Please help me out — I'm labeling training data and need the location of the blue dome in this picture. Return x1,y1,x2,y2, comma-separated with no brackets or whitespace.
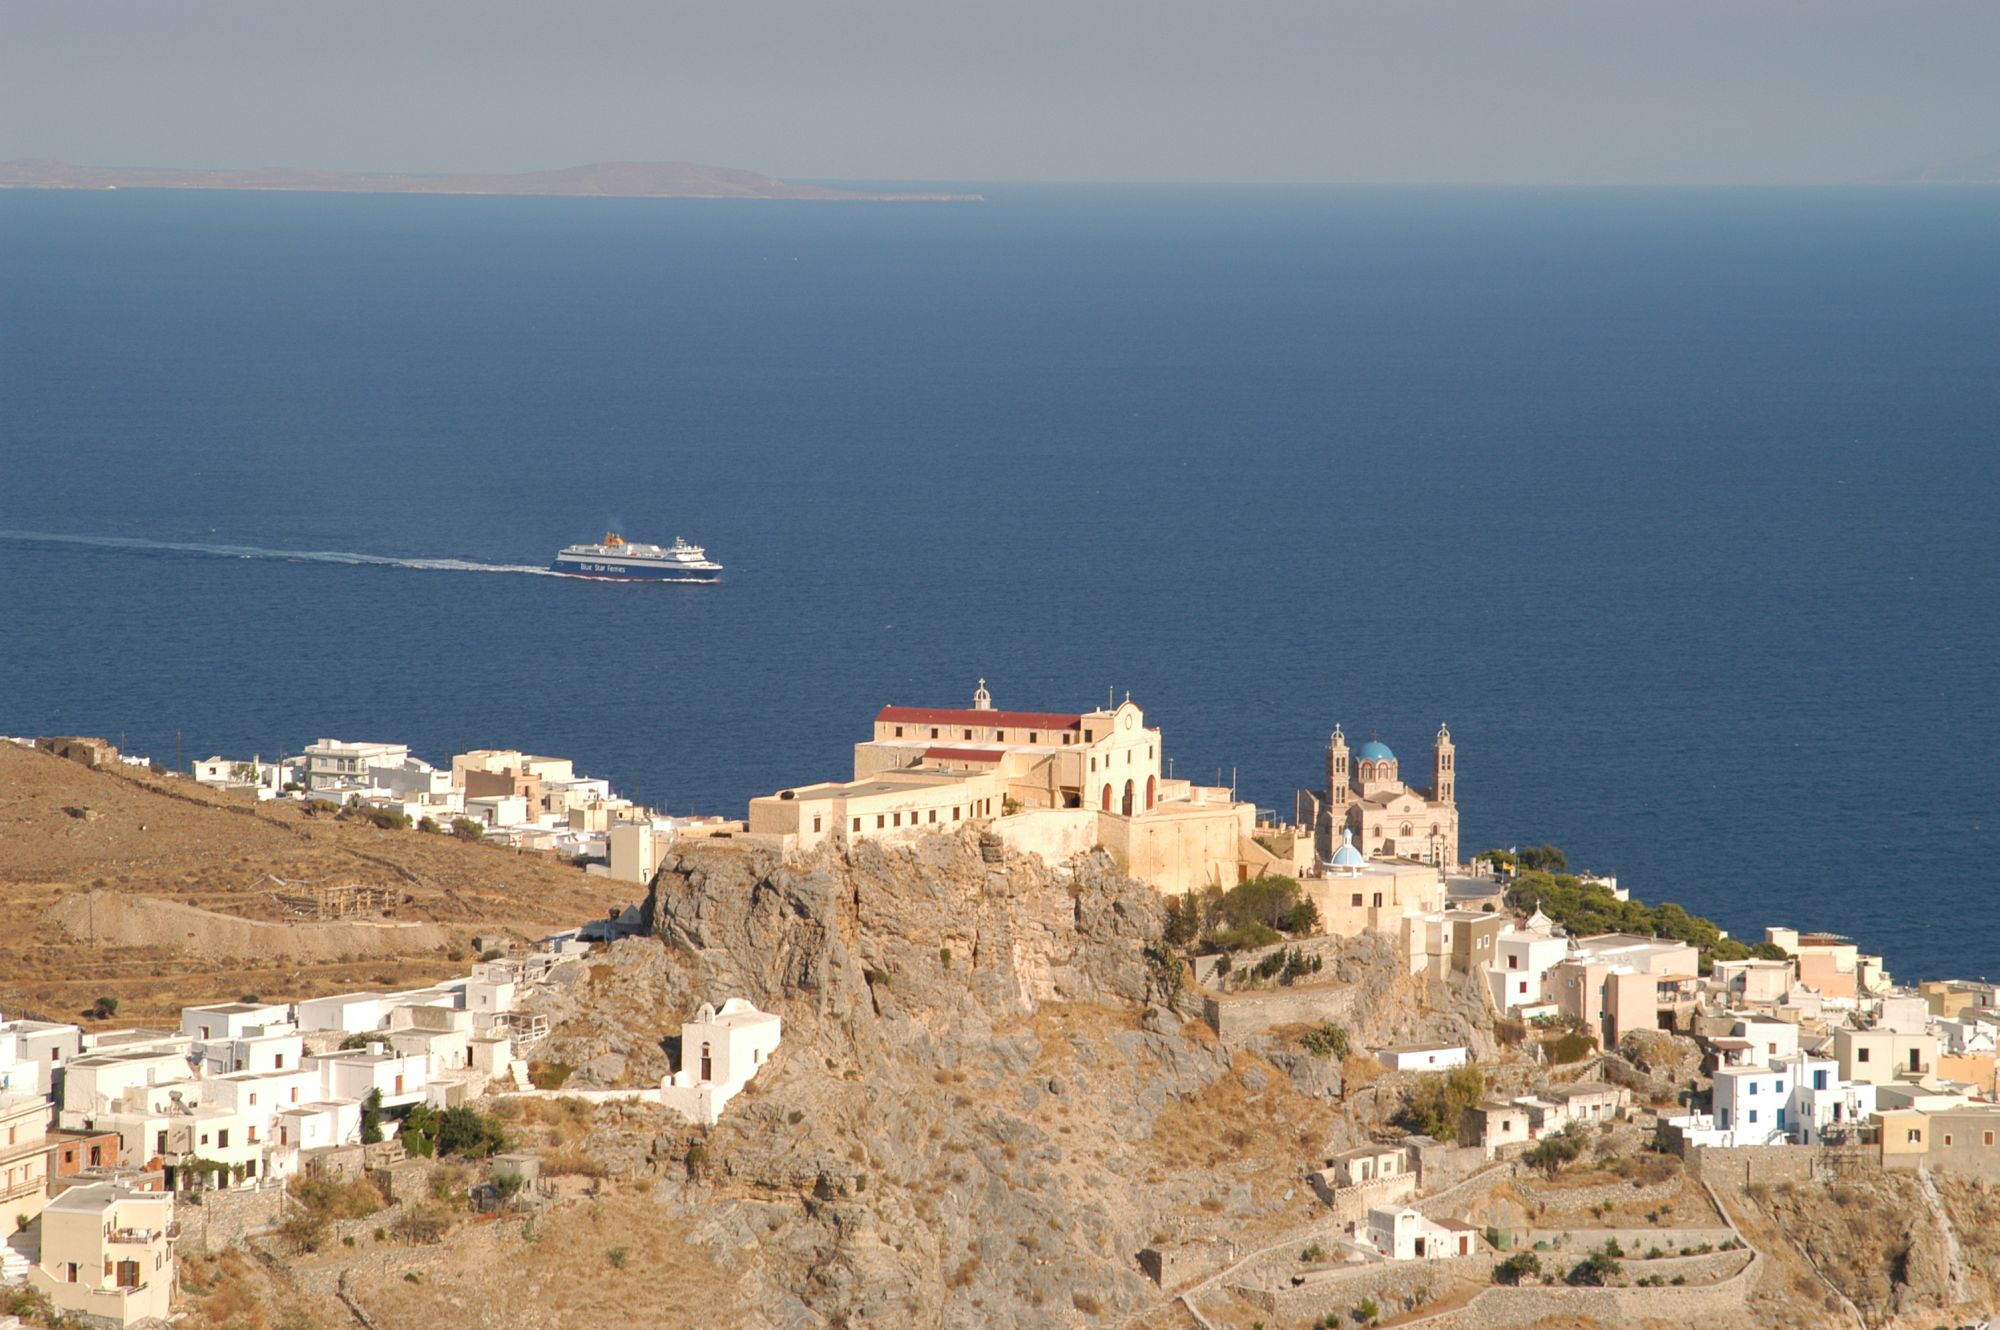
1356,740,1396,763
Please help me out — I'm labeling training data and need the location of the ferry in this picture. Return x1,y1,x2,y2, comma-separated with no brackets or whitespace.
552,533,722,582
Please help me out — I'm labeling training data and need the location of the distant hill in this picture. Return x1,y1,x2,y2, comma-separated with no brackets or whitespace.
0,158,981,201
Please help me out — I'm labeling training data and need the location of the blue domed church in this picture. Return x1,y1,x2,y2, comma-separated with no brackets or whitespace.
1308,725,1459,868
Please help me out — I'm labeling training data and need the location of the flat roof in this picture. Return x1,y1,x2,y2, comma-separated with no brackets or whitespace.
1378,1043,1464,1054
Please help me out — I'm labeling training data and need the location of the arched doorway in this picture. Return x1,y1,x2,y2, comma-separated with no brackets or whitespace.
1101,784,1112,811
1121,780,1134,816
1146,775,1156,810
700,1042,712,1081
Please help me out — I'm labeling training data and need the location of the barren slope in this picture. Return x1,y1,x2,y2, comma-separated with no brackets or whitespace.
0,742,637,1024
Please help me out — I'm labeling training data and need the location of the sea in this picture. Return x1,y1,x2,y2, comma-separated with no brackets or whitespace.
2,184,1996,982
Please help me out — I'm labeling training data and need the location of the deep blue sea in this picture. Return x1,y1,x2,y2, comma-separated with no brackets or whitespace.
3,185,1996,980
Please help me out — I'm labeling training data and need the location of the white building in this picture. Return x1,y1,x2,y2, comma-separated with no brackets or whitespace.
1376,1044,1468,1073
295,992,390,1035
302,739,411,793
60,1047,197,1123
1,1017,84,1099
1712,1065,1791,1143
1359,1206,1480,1260
659,999,782,1127
1779,1052,1876,1145
1489,914,1569,1010
304,1046,429,1109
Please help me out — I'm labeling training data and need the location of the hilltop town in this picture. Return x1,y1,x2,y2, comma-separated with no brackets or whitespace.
2,685,1996,1330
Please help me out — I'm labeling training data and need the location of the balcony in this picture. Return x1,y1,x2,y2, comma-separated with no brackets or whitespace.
108,1227,163,1245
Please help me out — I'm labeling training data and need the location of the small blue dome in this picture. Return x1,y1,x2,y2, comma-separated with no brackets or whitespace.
1329,827,1367,869
1356,740,1396,763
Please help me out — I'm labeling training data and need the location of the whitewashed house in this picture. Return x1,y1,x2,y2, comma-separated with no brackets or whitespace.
1359,1206,1480,1260
305,1045,429,1109
1779,1052,1876,1144
1489,914,1569,1010
295,992,390,1035
660,999,782,1127
1712,1065,1791,1143
0,1018,82,1099
1376,1044,1469,1073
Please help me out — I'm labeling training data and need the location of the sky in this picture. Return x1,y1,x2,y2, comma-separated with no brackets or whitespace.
2,0,1996,185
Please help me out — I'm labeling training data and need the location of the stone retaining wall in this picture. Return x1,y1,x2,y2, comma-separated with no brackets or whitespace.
289,1242,446,1299
1512,1173,1685,1214
1237,1254,1489,1323
172,1185,286,1256
1685,1143,1818,1187
1204,984,1357,1041
1508,1226,1736,1254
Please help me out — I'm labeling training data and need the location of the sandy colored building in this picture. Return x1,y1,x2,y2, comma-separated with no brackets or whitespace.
1308,832,1447,943
1550,934,1700,1050
1298,724,1459,867
1834,1025,1940,1086
750,682,1267,894
1764,928,1892,1000
1,1093,53,1224
28,1181,176,1325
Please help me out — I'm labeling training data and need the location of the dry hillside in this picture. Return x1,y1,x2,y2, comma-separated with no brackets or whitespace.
0,742,636,1025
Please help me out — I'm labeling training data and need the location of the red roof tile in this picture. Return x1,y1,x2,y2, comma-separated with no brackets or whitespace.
878,706,1081,731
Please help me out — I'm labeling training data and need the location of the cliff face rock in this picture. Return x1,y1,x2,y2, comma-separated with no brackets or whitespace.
519,835,1501,1328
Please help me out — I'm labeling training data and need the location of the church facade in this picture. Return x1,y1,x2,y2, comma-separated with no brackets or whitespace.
1298,724,1459,868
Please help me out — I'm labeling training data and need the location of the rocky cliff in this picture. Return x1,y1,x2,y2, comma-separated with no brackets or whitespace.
522,833,1439,1327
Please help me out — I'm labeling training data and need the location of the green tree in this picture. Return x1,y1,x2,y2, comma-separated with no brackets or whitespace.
1397,1065,1485,1141
360,1088,384,1145
433,1106,507,1159
450,817,485,839
1567,1248,1622,1286
1493,1251,1541,1284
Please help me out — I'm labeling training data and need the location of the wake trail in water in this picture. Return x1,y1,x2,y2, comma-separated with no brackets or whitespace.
0,530,569,577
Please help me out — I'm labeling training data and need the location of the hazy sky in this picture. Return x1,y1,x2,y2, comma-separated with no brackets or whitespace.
3,0,1996,184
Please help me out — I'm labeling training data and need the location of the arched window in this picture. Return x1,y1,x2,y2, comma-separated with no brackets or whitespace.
699,1042,713,1081
1146,775,1156,810
1122,780,1135,816
1401,822,1413,837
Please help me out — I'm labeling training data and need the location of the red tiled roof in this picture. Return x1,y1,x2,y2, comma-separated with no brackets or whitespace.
878,706,1081,730
924,747,1006,764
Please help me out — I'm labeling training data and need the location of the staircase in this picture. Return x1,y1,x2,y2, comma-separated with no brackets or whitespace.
0,1225,37,1285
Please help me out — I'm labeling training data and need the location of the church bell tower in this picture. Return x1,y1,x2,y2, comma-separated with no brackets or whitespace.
1327,724,1350,813
1433,723,1455,805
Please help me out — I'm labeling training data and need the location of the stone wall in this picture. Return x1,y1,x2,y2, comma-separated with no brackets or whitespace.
289,1244,446,1299
1238,1254,1489,1323
1196,934,1355,992
1508,1226,1738,1254
1314,1172,1417,1224
1511,1173,1685,1214
172,1184,286,1255
1204,983,1357,1040
1685,1144,1817,1187
1138,1237,1240,1289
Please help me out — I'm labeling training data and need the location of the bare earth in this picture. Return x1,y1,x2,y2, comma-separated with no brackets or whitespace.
0,158,981,201
0,742,638,1026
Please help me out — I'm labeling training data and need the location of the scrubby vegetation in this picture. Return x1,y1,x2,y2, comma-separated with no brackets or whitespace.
1394,1065,1484,1141
1300,1022,1349,1059
1502,866,1788,970
1164,875,1321,953
399,1103,509,1159
1493,1250,1542,1284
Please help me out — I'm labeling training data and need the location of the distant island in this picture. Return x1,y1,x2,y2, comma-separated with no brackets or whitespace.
0,158,982,202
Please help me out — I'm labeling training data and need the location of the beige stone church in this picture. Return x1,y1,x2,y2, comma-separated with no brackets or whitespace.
1296,724,1459,868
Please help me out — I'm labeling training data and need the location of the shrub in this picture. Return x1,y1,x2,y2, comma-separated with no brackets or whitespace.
608,1245,628,1269
360,1088,384,1144
939,947,952,969
1567,1249,1622,1286
1072,1291,1103,1315
1396,1065,1485,1141
363,807,410,831
88,995,119,1020
417,816,440,833
1352,1296,1380,1325
279,1207,330,1253
434,1105,508,1159
1524,1122,1588,1176
450,817,484,839
528,1061,573,1090
1494,1251,1541,1285
1301,1241,1325,1262
392,1206,448,1244
1301,1023,1349,1059
787,1109,805,1125
1551,1031,1596,1064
